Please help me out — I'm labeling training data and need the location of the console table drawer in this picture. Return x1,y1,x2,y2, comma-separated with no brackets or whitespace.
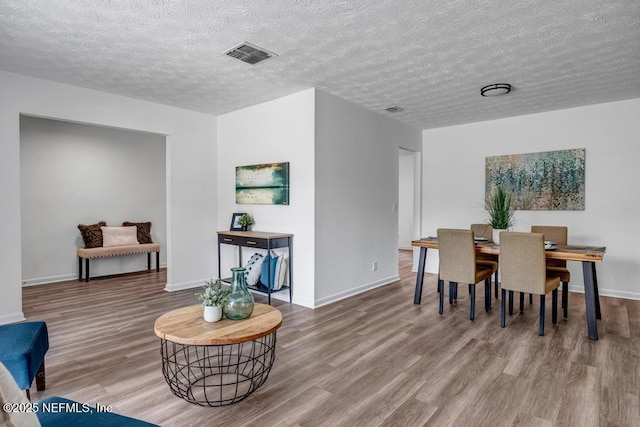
218,234,268,249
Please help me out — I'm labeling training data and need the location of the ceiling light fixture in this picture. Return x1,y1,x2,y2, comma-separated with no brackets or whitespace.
480,83,512,97
384,106,405,113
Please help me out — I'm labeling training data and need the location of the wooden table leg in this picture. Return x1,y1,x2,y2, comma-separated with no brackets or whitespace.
582,261,599,340
413,247,427,304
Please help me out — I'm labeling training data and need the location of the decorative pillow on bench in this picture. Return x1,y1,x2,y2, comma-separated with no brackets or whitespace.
101,226,140,247
78,221,107,248
122,221,153,244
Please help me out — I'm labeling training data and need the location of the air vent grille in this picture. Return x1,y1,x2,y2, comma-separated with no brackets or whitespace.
225,42,278,65
384,106,405,113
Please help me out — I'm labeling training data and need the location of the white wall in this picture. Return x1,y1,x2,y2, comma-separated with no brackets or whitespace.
398,150,415,249
314,90,422,306
422,98,640,300
217,89,316,308
20,116,167,284
0,70,217,324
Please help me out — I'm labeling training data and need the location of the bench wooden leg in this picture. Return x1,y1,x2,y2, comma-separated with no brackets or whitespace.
148,252,151,270
78,257,82,280
156,251,160,272
85,258,90,282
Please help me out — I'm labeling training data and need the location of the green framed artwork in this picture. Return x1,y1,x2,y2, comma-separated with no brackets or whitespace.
485,149,585,210
236,162,290,205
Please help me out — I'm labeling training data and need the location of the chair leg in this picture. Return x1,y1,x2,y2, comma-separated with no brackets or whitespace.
500,289,506,327
529,293,533,304
494,270,499,299
453,282,458,300
470,285,476,321
539,295,546,336
35,361,45,391
519,293,525,313
438,279,444,314
449,282,454,305
562,281,569,319
508,290,514,315
552,289,558,325
484,278,491,311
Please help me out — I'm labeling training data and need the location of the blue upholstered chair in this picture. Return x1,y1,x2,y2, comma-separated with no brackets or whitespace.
0,321,49,399
0,363,158,426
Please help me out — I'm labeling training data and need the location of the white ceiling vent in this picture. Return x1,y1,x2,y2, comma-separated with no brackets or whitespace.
384,106,405,113
224,42,278,65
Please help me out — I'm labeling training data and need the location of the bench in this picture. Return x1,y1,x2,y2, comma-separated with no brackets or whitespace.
77,243,160,282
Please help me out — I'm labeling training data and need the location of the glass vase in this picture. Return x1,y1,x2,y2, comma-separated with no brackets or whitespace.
223,267,254,320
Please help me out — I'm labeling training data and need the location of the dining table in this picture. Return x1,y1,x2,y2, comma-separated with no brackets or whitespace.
412,236,606,340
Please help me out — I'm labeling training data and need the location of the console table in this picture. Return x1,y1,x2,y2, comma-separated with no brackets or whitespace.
154,304,282,406
217,230,293,304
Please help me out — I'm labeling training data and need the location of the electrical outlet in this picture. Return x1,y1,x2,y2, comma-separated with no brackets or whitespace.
372,261,378,271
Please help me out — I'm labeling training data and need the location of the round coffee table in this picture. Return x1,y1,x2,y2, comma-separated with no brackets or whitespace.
154,303,282,406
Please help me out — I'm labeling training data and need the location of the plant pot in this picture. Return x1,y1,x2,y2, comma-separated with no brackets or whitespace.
492,229,507,245
203,305,223,322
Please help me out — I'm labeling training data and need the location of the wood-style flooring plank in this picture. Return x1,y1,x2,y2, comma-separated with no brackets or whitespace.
20,250,640,426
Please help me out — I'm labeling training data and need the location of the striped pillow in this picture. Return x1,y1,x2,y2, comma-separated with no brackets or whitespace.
260,250,288,290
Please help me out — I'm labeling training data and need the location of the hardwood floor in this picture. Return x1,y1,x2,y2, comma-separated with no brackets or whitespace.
22,251,640,426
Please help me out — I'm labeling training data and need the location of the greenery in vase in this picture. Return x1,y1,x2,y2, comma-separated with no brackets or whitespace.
238,213,253,227
485,186,516,229
195,278,230,307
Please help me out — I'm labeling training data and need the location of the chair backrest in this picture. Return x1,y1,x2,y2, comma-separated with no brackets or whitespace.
530,225,567,245
500,232,548,294
438,229,476,284
531,225,568,268
471,223,493,242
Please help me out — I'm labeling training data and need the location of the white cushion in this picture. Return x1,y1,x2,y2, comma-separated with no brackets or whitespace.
272,251,288,290
100,226,139,247
244,253,264,286
0,362,42,427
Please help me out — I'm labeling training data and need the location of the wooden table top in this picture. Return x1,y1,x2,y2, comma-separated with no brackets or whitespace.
412,237,606,263
154,303,283,346
217,230,294,239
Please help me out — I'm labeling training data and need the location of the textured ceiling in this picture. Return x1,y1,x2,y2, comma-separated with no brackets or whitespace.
1,0,639,130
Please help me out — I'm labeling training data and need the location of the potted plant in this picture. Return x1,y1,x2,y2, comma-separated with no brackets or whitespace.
195,278,230,322
237,213,253,231
485,185,516,244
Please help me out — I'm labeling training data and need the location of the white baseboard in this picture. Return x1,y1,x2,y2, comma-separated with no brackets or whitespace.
22,274,77,286
0,312,26,325
164,279,203,292
22,264,168,287
567,284,640,301
313,275,400,308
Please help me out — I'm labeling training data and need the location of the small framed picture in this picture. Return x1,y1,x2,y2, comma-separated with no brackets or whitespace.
230,212,246,231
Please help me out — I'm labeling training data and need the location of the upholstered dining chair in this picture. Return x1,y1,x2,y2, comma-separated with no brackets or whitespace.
471,223,500,298
437,229,493,320
531,225,570,318
499,232,561,336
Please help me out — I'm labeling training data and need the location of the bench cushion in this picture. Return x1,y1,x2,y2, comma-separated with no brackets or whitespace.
77,243,160,259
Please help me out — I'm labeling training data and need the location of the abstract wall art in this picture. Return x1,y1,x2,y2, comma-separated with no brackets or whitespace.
485,149,585,210
236,162,290,205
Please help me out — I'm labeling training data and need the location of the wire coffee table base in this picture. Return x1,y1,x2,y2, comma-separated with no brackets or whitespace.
160,332,277,406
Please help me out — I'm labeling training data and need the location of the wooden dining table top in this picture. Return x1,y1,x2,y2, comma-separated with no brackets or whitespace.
412,236,606,263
